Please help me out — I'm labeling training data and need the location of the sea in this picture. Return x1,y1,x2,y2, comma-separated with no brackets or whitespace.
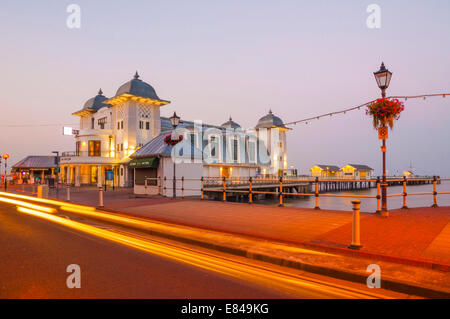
260,180,450,213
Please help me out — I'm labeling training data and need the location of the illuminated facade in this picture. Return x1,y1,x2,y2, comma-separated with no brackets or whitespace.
60,72,170,187
61,72,291,188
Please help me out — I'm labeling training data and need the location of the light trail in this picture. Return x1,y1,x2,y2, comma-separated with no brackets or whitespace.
0,192,95,211
59,205,336,257
15,205,391,299
0,196,56,213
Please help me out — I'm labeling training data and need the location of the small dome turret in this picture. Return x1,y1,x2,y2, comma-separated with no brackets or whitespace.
221,116,241,129
256,109,289,129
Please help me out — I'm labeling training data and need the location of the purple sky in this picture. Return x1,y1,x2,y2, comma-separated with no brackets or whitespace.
0,0,449,176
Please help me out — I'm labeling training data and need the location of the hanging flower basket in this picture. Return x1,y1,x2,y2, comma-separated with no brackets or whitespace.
366,98,405,130
164,134,183,146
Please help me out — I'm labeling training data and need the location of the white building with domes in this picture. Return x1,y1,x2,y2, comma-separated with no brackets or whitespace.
60,72,292,192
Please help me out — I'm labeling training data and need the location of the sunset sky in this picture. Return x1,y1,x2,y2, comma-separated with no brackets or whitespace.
1,0,449,176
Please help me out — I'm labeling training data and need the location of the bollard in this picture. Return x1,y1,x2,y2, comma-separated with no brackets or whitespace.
249,177,253,204
376,177,381,213
222,177,227,202
66,185,71,201
144,178,148,195
402,176,408,209
314,177,320,210
279,177,283,207
348,200,362,250
99,187,104,207
37,185,43,198
431,176,438,208
200,177,204,200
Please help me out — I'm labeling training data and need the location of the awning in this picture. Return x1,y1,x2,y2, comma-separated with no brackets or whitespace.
128,157,159,168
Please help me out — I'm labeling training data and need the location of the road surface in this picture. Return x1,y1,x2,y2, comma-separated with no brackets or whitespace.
0,192,406,299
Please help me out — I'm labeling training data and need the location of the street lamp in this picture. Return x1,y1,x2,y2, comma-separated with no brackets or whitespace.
3,154,9,191
374,62,392,98
170,112,181,199
374,62,392,217
52,151,60,198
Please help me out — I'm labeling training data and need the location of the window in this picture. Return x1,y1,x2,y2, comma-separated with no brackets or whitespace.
91,118,95,129
248,141,256,163
121,143,123,151
210,136,217,157
117,122,120,130
146,122,150,130
121,121,124,129
233,139,238,162
120,167,124,176
88,140,101,157
76,141,81,156
98,117,107,129
139,121,143,129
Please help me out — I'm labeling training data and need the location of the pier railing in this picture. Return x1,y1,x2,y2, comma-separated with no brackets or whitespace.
142,175,448,211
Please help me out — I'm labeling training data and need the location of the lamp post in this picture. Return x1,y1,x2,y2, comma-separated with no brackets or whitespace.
3,154,9,191
373,62,393,217
170,112,180,199
52,151,60,198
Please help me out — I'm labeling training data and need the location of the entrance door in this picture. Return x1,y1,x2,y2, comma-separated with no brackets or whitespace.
90,166,98,184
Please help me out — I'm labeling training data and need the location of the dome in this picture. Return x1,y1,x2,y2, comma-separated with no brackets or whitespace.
255,110,288,129
82,89,111,110
221,116,241,129
114,71,161,100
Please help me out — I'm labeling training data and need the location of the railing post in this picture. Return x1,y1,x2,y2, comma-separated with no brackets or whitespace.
222,177,226,202
348,200,362,250
402,176,408,209
279,176,283,207
314,177,320,210
181,176,185,199
376,177,381,213
144,178,148,195
432,176,438,208
201,177,204,200
66,184,71,201
163,176,167,196
98,186,104,207
249,177,253,204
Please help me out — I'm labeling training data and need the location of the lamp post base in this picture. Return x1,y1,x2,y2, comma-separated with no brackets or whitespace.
381,210,389,218
348,244,362,250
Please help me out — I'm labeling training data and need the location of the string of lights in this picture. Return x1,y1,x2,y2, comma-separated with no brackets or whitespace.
285,93,449,126
0,92,448,128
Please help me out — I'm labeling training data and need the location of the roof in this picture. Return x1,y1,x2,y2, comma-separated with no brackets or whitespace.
131,133,203,159
72,89,112,116
346,164,374,171
160,117,223,133
221,117,241,129
256,110,290,130
12,156,57,169
313,165,340,171
105,72,170,106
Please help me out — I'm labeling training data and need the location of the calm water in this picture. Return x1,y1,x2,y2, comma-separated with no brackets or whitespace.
260,180,450,213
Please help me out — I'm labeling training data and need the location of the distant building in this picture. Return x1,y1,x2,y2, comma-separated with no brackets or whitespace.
310,165,340,177
11,156,57,184
340,164,374,179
